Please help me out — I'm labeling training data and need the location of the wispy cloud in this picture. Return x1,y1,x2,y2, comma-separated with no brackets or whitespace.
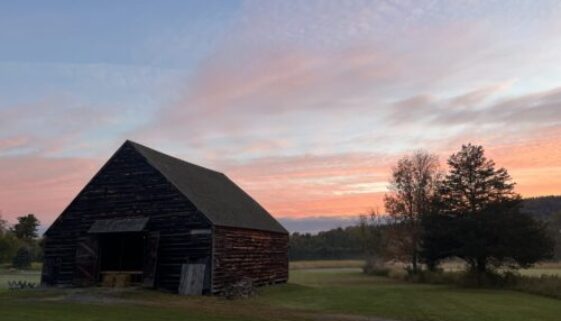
389,83,561,138
0,136,29,153
221,152,395,217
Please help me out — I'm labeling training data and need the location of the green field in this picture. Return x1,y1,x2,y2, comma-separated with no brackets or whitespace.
2,264,561,321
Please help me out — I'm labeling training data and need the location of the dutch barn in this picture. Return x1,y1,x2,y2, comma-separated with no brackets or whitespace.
41,140,288,294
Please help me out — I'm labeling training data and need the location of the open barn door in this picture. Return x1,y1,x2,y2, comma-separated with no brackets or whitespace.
74,235,99,286
143,231,160,287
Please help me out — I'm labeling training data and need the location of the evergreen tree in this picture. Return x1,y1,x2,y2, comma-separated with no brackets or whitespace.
422,144,553,273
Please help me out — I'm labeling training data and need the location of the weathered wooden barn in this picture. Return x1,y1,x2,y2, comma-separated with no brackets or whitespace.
41,140,288,294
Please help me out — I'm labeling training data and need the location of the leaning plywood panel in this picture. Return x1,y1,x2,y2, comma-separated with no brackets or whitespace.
178,263,206,295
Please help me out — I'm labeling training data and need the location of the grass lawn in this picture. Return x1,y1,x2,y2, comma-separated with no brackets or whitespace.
1,300,240,321
260,269,561,321
2,264,561,321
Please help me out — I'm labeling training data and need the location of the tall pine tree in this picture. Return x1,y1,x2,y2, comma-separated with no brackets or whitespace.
422,144,553,273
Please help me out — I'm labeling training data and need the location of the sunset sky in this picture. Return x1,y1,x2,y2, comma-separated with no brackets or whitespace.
1,1,561,231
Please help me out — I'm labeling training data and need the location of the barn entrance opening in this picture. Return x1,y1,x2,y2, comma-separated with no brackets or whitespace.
98,232,145,285
82,217,158,287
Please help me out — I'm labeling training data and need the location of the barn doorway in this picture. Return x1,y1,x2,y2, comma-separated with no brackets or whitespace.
99,233,144,271
98,232,145,285
78,217,158,287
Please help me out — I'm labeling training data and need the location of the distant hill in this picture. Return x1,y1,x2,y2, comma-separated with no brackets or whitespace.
279,216,357,234
521,195,561,221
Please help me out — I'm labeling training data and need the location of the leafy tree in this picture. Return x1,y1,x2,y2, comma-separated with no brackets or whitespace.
0,232,21,263
0,214,22,263
384,151,440,272
424,144,553,273
11,214,40,241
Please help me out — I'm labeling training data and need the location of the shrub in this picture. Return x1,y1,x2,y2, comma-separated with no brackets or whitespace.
12,246,32,269
409,270,463,285
389,267,561,299
387,268,407,281
362,259,390,277
510,274,561,299
221,277,257,300
364,267,390,277
8,280,36,290
452,270,512,288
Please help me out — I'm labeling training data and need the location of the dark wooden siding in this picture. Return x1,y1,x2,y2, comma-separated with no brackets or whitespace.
211,226,288,293
42,143,211,291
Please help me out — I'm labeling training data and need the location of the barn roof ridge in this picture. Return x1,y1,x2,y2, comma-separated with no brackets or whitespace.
126,140,288,234
125,140,223,175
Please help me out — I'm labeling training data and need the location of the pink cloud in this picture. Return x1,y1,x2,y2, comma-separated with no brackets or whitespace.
220,152,395,217
2,129,560,228
0,136,29,152
0,155,101,225
217,128,561,218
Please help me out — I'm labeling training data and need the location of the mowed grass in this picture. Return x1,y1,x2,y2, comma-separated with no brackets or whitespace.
1,300,241,321
260,269,561,321
2,263,561,321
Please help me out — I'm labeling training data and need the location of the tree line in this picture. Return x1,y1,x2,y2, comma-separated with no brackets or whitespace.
0,214,41,269
290,144,560,276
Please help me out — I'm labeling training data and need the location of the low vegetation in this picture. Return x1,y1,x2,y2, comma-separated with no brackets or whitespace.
362,260,561,300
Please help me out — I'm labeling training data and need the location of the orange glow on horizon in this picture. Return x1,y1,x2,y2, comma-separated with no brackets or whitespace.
0,134,559,226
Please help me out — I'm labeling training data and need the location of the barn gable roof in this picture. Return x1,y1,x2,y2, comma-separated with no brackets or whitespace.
127,141,287,234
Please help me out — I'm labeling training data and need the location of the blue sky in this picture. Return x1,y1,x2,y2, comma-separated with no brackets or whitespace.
1,1,561,228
